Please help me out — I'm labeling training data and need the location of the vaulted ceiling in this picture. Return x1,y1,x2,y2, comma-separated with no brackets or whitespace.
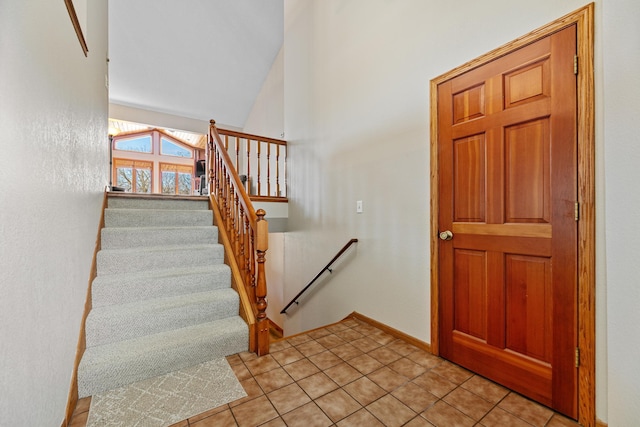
108,0,284,129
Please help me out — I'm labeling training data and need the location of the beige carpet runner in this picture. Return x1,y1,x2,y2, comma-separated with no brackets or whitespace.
86,357,246,427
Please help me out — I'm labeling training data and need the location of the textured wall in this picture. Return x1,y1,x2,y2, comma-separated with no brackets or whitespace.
0,1,108,425
274,0,638,422
602,0,640,424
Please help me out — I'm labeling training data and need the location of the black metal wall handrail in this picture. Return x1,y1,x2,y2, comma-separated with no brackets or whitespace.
280,239,358,314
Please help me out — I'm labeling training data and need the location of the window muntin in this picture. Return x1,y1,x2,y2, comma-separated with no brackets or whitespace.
161,137,192,158
161,164,193,195
114,135,152,153
114,160,153,193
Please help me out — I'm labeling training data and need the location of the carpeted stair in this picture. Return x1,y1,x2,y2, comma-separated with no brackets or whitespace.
77,195,248,398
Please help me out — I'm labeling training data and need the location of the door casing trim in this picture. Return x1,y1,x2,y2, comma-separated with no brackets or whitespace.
429,4,595,425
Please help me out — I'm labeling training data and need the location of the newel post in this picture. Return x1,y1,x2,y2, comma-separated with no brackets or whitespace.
255,209,269,355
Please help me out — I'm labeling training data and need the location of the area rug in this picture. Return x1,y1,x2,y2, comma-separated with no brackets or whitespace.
86,358,247,427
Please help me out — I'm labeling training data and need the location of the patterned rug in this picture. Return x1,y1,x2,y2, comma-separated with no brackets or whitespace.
86,358,247,427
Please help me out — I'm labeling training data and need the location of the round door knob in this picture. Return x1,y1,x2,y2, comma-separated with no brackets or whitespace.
439,230,453,241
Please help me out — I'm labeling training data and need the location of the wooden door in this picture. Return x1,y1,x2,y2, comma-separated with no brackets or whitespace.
437,25,578,417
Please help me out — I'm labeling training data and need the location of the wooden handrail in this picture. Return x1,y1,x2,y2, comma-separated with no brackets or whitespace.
280,239,358,314
216,127,287,199
208,120,269,356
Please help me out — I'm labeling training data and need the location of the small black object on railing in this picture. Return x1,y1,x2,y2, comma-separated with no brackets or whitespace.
280,239,358,314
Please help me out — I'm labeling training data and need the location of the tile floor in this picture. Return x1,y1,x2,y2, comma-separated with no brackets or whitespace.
69,318,582,427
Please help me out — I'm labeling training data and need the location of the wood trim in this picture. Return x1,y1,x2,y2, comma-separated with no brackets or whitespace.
217,128,287,146
268,318,284,336
346,312,432,353
64,0,88,57
429,4,595,426
249,196,289,203
596,419,608,427
62,190,107,427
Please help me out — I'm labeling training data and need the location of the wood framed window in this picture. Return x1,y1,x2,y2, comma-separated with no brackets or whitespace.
113,159,153,193
160,163,193,195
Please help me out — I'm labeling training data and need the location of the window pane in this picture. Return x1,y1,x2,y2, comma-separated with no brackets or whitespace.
161,138,192,158
162,171,175,194
116,167,133,191
178,172,192,195
115,136,152,153
136,169,151,193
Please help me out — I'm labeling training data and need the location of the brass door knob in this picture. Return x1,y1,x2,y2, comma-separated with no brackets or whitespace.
439,230,453,241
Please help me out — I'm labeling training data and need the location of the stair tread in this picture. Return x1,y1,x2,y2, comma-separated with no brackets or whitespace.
78,316,248,397
85,289,240,348
98,243,222,255
80,316,246,366
87,288,238,320
93,264,229,282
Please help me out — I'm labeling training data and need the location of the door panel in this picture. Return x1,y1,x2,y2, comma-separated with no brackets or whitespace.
438,25,578,417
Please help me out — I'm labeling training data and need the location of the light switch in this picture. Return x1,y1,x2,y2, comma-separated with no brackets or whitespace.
356,200,363,213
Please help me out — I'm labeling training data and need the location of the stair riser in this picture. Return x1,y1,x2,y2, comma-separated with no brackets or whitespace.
105,209,213,228
91,266,231,308
78,317,248,398
97,246,224,274
108,197,209,210
101,227,218,249
85,291,240,347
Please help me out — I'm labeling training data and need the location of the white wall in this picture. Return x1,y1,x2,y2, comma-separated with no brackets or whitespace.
269,0,640,423
602,0,640,424
0,1,108,425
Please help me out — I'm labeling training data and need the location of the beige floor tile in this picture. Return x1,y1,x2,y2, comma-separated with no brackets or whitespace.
315,388,362,422
406,350,443,369
336,408,385,427
282,358,321,381
229,377,264,407
350,336,383,352
271,346,305,366
443,386,495,421
430,360,474,384
391,381,439,413
190,408,237,427
366,394,417,426
254,367,295,394
296,340,326,357
388,357,428,379
330,343,364,361
287,333,313,346
412,370,458,398
343,376,387,406
323,361,363,386
498,392,554,426
386,339,420,356
315,333,347,349
479,406,532,427
281,402,333,427
460,375,509,404
244,354,280,376
230,395,279,427
347,353,384,375
297,372,339,399
266,383,312,415
309,349,343,370
403,416,436,427
368,346,403,364
421,400,476,427
367,366,409,392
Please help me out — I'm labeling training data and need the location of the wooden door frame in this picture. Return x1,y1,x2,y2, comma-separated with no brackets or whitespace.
429,4,595,426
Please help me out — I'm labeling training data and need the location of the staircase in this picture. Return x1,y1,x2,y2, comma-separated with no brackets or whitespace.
77,194,248,398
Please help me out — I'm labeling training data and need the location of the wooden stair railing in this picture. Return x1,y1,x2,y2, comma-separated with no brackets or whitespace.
208,120,269,356
216,127,287,201
281,239,358,314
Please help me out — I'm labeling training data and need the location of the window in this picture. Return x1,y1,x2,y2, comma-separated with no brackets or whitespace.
161,137,192,158
161,164,192,195
114,160,152,193
114,135,152,153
